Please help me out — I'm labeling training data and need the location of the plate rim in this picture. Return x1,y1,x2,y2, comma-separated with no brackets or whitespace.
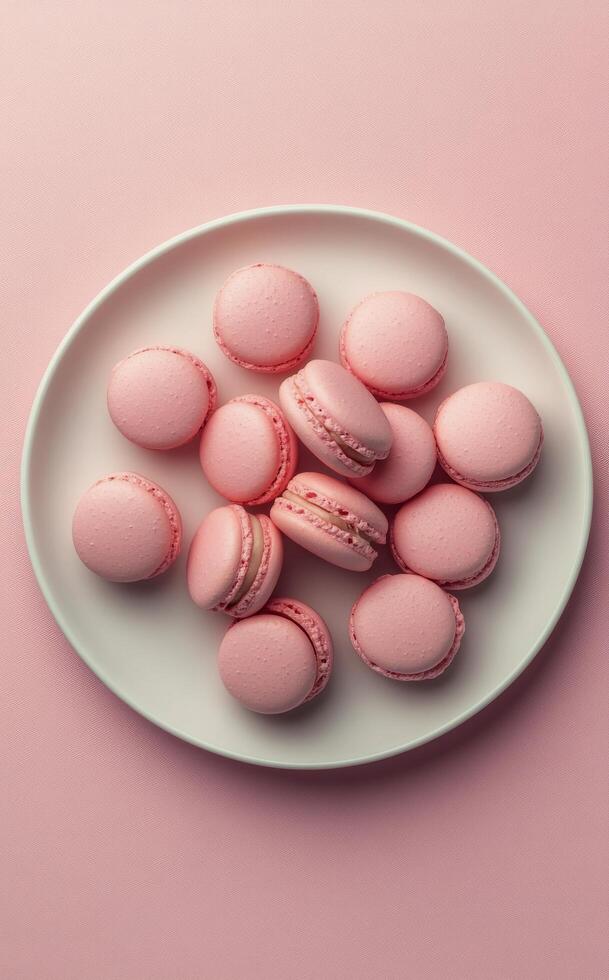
20,204,593,769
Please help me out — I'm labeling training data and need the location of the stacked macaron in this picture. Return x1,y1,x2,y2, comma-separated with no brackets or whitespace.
72,260,543,713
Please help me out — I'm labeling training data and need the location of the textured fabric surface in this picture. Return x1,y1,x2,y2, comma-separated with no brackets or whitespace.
1,3,608,978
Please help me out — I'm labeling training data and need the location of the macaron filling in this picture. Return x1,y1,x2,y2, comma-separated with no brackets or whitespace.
287,372,381,476
214,509,274,617
349,587,465,681
273,487,381,563
229,516,275,618
265,598,333,701
227,512,264,606
274,497,377,563
436,428,543,491
285,480,385,545
213,505,254,611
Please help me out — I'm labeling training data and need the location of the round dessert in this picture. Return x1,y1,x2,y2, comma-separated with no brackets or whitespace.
271,471,388,572
199,395,297,506
349,574,464,681
434,381,543,491
279,359,392,478
350,403,437,504
72,472,182,582
107,346,216,450
213,263,319,372
339,291,448,400
218,597,333,714
187,504,283,619
391,483,500,589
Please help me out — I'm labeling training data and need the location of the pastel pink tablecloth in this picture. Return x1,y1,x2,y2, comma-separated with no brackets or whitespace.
2,4,608,978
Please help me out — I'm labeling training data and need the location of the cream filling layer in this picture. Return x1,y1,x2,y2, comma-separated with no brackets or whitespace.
228,514,264,608
282,491,376,547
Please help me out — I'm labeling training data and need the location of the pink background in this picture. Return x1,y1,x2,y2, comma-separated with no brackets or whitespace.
2,3,608,977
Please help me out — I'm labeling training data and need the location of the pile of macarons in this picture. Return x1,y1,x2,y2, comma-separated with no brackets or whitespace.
73,262,543,714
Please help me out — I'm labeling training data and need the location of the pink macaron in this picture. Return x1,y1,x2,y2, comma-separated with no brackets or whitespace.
213,263,319,373
391,483,500,589
199,395,297,505
218,597,333,714
187,504,283,618
434,381,543,491
339,291,448,400
72,472,182,582
107,346,217,450
349,403,437,505
279,359,393,478
270,471,388,572
350,574,464,681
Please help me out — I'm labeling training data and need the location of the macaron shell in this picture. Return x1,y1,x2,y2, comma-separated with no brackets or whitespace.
199,396,296,505
279,376,366,477
213,263,319,372
270,497,374,572
349,574,464,679
266,597,334,700
340,292,448,398
288,471,388,542
351,403,437,504
230,516,283,619
376,591,464,681
187,505,247,609
218,613,319,713
107,347,216,450
391,484,500,589
72,472,182,582
434,382,543,490
298,359,393,458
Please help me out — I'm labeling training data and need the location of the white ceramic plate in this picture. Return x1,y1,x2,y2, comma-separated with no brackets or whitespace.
21,206,592,769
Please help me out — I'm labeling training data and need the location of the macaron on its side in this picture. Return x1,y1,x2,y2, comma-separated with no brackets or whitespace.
280,372,375,478
339,292,448,401
434,382,543,492
187,504,251,610
230,516,283,618
349,574,464,681
72,472,182,582
218,598,333,713
279,360,393,479
187,504,283,618
199,395,297,506
107,346,217,450
271,472,388,572
390,484,500,589
213,263,319,373
350,403,437,505
265,597,334,701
